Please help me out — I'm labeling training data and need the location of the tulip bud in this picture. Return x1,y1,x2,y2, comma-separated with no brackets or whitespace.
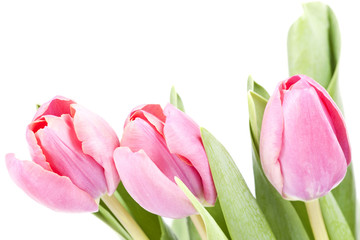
260,75,351,201
114,104,216,218
6,96,120,212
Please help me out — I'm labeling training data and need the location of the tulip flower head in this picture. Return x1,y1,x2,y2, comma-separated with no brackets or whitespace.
6,96,120,212
114,104,217,218
260,75,351,201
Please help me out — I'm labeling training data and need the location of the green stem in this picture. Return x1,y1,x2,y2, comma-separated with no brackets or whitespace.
305,199,329,240
190,214,207,240
101,194,149,240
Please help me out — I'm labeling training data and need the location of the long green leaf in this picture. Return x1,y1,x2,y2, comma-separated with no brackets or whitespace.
332,163,357,237
175,178,228,240
357,202,360,240
201,128,275,240
172,201,229,239
205,199,230,239
159,216,178,240
322,5,342,108
288,2,356,235
172,218,201,240
116,182,162,239
93,201,132,240
247,84,268,148
290,201,314,239
288,2,337,89
172,218,190,240
247,76,312,240
320,193,355,240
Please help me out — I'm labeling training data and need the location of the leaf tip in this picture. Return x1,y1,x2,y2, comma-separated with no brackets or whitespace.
200,127,210,139
247,75,254,91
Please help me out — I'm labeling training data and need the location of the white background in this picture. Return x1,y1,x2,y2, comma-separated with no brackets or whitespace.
0,1,359,239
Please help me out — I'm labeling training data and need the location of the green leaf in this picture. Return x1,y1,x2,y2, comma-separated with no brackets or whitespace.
116,182,162,240
357,202,360,240
201,128,275,240
290,202,314,239
172,218,201,240
93,200,132,240
327,66,343,110
247,76,269,148
159,216,178,240
288,2,356,235
325,5,342,109
175,177,228,240
247,75,270,100
288,2,339,89
205,199,231,239
172,218,190,240
172,203,230,240
170,86,185,112
247,90,268,149
320,193,355,240
331,164,357,238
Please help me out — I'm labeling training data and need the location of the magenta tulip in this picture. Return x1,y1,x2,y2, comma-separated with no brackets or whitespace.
6,96,120,212
114,104,216,218
260,75,351,201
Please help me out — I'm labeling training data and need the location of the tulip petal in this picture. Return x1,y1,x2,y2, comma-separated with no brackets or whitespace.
163,104,216,205
71,104,120,195
113,147,196,218
33,96,75,121
37,114,107,199
6,154,98,212
280,85,347,200
126,104,166,134
304,75,351,164
121,118,203,199
260,84,284,195
26,126,52,171
128,104,166,122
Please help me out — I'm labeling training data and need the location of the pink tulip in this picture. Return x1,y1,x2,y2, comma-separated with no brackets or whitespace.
6,96,120,212
260,75,351,201
114,104,216,218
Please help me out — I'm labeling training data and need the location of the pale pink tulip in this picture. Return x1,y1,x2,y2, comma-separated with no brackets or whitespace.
6,96,120,212
114,104,216,218
260,75,351,201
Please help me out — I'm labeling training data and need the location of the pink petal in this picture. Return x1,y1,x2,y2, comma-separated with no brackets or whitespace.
121,118,203,199
163,104,216,205
280,84,347,200
113,147,196,218
36,114,107,198
71,104,120,195
33,96,75,121
26,125,52,171
303,75,351,165
260,84,284,195
6,154,98,212
126,104,166,134
127,104,166,123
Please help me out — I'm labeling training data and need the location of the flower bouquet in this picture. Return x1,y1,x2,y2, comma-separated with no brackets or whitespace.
5,2,358,240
